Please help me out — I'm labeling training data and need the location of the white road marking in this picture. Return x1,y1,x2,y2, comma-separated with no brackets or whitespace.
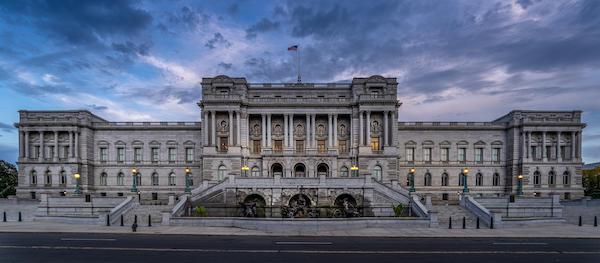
1,245,598,254
275,242,333,245
60,238,116,241
492,242,548,245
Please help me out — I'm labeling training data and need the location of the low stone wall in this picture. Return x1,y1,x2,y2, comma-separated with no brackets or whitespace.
475,195,562,218
168,217,430,231
0,197,39,222
36,195,125,217
34,215,101,225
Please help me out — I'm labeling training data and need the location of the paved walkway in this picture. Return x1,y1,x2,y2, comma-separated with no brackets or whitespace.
1,221,600,238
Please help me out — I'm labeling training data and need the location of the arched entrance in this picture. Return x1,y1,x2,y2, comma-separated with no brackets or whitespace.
282,194,317,218
317,163,329,177
240,194,266,217
333,194,359,218
271,163,283,177
294,163,306,177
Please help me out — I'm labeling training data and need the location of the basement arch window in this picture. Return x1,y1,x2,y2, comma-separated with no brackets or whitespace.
373,165,382,181
218,165,227,181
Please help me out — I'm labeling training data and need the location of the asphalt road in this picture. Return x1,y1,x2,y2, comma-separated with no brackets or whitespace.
1,232,599,263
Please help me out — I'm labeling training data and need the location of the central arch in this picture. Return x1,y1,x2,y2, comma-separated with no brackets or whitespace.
241,194,266,217
294,163,306,177
317,163,329,177
271,163,283,177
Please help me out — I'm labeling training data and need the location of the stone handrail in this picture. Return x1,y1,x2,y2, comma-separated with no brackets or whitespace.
410,195,429,218
371,179,410,204
190,177,230,202
108,196,136,225
171,195,189,217
460,194,497,227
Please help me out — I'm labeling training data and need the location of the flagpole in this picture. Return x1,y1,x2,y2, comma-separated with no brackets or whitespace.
297,46,301,83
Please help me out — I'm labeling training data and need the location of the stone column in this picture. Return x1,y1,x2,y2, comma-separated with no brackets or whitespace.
283,114,288,147
557,131,562,162
74,131,79,158
54,131,59,161
577,131,582,159
289,113,294,149
333,114,338,147
306,114,310,149
526,131,531,160
267,114,272,147
570,131,575,160
311,114,316,148
228,111,233,146
359,111,363,146
366,111,371,146
384,111,388,147
211,111,216,146
261,114,266,147
542,131,547,162
39,131,44,161
24,131,29,158
236,111,241,146
521,130,526,160
69,131,73,157
203,111,208,146
327,114,332,147
18,131,23,158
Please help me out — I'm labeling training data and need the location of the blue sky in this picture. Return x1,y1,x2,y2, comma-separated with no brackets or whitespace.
0,0,599,164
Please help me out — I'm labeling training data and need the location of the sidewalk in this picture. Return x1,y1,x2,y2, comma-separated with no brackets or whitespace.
1,221,600,238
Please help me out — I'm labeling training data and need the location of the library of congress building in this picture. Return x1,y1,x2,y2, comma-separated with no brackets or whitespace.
14,75,586,207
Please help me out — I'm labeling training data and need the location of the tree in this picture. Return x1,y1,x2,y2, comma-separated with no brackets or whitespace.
583,166,600,199
0,160,17,198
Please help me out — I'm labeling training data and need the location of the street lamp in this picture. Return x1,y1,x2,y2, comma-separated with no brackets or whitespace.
73,172,81,195
241,164,250,177
409,167,416,192
351,164,359,177
517,174,524,196
462,167,470,193
184,167,191,193
131,168,138,193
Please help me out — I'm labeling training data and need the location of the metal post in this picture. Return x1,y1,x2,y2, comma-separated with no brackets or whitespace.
579,216,582,226
106,214,110,226
184,172,191,193
2,211,5,222
476,217,480,229
120,214,124,226
409,172,415,192
18,212,22,222
462,217,466,229
594,216,597,227
448,217,452,229
148,215,152,227
490,217,494,229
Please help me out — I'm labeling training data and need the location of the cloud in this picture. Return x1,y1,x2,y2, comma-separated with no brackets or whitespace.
0,144,17,164
167,6,208,30
111,41,152,56
218,62,232,70
205,32,231,49
245,18,280,39
0,122,15,133
86,104,108,111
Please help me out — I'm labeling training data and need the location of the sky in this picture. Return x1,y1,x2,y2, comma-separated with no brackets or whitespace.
0,0,599,164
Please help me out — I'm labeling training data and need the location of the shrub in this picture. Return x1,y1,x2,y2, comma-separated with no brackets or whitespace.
392,204,405,217
194,206,207,217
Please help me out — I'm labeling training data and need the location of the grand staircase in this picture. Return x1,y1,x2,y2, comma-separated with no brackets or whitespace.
434,204,477,228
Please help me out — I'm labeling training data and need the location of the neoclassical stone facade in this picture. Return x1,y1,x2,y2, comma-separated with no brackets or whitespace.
14,75,586,208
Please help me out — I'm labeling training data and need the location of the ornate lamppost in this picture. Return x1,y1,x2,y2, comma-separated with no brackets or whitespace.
131,168,138,193
462,167,470,193
409,167,416,192
73,172,81,196
351,164,359,177
517,174,524,196
241,164,250,177
184,167,191,193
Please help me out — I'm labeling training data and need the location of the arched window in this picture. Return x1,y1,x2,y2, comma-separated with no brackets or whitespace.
476,173,483,186
548,171,556,186
30,170,37,185
136,172,142,186
117,172,124,186
317,163,329,177
100,172,107,186
218,165,227,181
45,170,52,186
151,172,159,186
373,165,382,181
493,173,500,186
60,171,67,185
563,171,570,185
251,166,260,177
533,171,541,185
169,172,176,186
459,173,465,186
340,166,349,177
271,163,283,178
424,172,432,186
441,172,449,186
294,163,306,177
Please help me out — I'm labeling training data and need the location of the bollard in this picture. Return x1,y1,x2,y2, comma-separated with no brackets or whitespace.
148,215,152,227
462,217,466,229
595,216,598,227
120,214,124,226
579,216,582,226
18,212,22,222
490,218,494,229
449,217,452,229
132,222,137,232
106,214,110,226
476,217,480,229
3,211,5,222
134,214,138,224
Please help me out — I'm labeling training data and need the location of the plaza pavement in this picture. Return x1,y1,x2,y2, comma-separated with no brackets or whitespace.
1,221,599,238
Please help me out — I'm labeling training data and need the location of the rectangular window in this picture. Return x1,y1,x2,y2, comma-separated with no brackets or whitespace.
168,148,176,162
560,146,567,160
219,137,228,152
186,148,194,162
531,146,538,159
34,146,40,158
442,193,449,201
339,140,348,154
317,140,326,153
492,148,500,162
371,137,380,152
406,148,414,162
151,148,159,163
545,146,552,159
134,148,142,163
274,140,283,153
295,140,304,153
423,148,432,162
63,146,69,159
100,148,108,162
475,148,483,163
48,146,54,159
458,148,466,162
441,148,449,162
252,140,261,154
117,148,125,163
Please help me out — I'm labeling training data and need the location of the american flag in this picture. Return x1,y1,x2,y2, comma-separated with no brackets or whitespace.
287,45,298,51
